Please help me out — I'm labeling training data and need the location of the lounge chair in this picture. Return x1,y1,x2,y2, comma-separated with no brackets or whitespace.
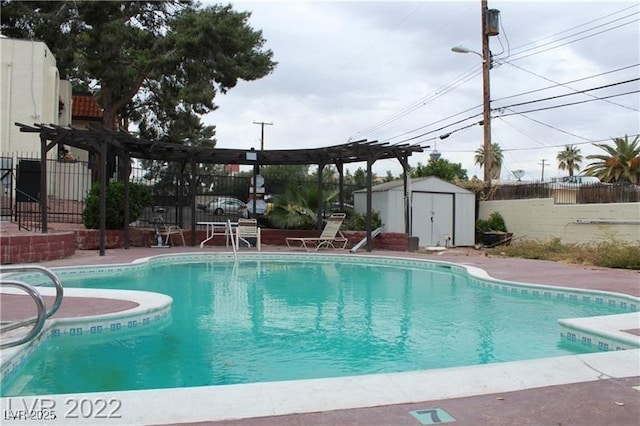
286,213,348,251
236,218,261,250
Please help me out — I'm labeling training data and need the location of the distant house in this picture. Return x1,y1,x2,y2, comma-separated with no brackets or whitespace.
353,177,476,247
63,93,104,162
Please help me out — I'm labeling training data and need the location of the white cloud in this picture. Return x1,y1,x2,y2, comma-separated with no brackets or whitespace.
205,1,640,180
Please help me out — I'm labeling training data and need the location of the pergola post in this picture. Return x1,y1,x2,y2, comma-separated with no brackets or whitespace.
335,161,344,208
316,162,325,230
365,157,373,252
400,155,411,234
190,156,197,246
99,137,109,256
39,133,48,233
123,152,131,249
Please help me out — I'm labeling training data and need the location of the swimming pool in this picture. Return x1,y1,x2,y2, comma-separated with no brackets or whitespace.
2,253,638,399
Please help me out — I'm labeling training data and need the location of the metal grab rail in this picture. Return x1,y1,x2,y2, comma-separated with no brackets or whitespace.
0,265,64,321
0,281,47,349
227,219,237,261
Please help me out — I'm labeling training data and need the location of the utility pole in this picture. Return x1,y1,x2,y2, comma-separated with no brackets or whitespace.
253,121,273,151
539,159,548,182
481,0,492,182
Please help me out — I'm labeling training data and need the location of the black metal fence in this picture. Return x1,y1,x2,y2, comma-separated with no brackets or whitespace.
3,153,637,229
2,154,361,228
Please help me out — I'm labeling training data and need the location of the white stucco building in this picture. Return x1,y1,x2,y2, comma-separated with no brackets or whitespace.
1,38,72,155
1,38,91,205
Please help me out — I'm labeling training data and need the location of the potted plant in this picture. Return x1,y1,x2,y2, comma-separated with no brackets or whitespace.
476,212,512,246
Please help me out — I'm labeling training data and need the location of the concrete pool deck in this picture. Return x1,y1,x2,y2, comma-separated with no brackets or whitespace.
1,245,639,425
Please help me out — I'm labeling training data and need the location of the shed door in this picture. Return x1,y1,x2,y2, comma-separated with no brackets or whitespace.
411,193,453,247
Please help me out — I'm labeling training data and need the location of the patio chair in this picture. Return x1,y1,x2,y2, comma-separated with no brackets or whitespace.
236,218,261,250
164,224,186,246
286,213,348,251
151,207,185,247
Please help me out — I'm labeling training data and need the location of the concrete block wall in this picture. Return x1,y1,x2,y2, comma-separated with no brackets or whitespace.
479,199,640,244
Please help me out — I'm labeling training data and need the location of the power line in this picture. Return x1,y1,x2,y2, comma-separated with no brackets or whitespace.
353,5,639,147
494,78,640,110
497,90,640,117
385,87,637,146
496,116,559,149
379,66,639,145
499,4,638,55
436,134,640,153
500,108,595,142
357,64,482,136
496,8,639,62
493,63,639,112
382,80,638,146
503,16,638,63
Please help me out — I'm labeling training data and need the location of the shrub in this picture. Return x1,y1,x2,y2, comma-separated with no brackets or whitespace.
476,211,508,233
487,211,508,232
82,181,153,229
592,240,640,269
349,211,382,231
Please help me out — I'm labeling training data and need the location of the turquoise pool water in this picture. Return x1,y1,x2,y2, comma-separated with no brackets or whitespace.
1,257,631,397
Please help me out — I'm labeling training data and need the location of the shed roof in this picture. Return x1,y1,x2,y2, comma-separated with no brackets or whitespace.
354,176,473,194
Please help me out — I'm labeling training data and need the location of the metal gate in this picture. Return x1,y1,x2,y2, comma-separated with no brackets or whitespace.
0,156,13,221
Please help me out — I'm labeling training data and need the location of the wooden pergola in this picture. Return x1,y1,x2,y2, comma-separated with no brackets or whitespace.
16,122,426,254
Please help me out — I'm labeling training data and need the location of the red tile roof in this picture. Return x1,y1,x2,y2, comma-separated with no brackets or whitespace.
72,95,103,120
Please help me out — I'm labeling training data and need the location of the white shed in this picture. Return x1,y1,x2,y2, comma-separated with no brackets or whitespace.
353,177,475,247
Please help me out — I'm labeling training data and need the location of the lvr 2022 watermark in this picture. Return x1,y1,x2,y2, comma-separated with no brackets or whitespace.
3,397,122,421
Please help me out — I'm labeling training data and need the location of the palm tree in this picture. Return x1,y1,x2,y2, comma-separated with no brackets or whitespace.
268,187,339,229
583,135,640,184
556,145,583,177
474,142,503,180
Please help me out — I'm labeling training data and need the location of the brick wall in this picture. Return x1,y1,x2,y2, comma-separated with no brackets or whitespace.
1,232,76,264
1,228,409,264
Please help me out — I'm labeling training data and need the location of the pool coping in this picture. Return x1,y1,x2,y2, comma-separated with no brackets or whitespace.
1,350,638,424
1,251,639,424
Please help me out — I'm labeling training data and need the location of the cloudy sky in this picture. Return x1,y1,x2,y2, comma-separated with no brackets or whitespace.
204,1,639,181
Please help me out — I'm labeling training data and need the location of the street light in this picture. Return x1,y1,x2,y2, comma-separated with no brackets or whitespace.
451,1,499,182
452,43,492,182
450,45,483,58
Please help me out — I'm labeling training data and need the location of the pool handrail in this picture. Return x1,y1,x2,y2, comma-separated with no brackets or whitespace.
0,265,64,320
0,280,47,349
228,219,237,261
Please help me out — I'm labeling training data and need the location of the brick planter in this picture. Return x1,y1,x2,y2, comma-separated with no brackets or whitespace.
0,227,409,264
1,232,76,264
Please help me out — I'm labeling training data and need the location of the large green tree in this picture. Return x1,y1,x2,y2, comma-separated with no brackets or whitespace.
474,142,503,180
556,144,583,177
1,0,276,180
583,135,640,184
411,158,468,182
